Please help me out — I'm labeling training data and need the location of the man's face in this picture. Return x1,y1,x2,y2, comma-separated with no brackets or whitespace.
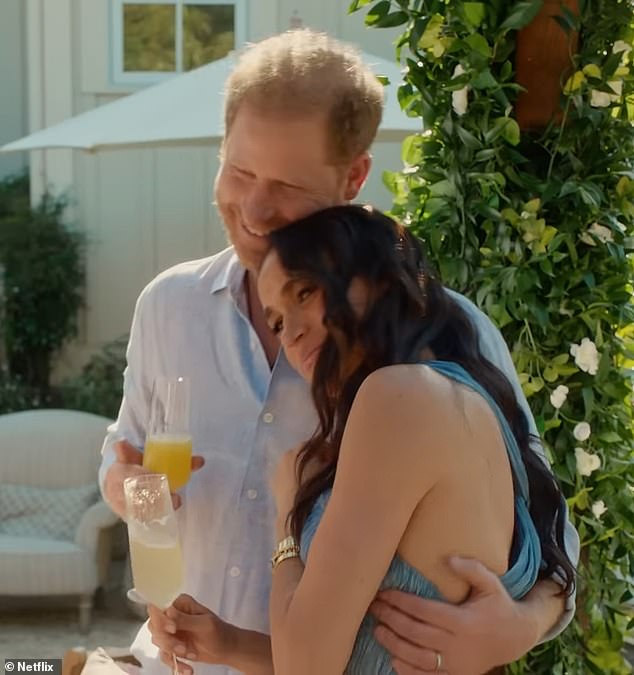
214,104,369,273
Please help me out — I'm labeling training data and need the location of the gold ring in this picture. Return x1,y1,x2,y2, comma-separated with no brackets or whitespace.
434,651,443,671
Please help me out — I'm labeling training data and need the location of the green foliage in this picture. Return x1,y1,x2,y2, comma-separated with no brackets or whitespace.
183,5,235,70
122,3,234,73
0,367,45,414
60,336,128,420
0,173,85,393
352,0,634,672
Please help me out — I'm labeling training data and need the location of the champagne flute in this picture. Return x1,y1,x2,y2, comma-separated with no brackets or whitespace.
143,376,193,491
124,474,184,673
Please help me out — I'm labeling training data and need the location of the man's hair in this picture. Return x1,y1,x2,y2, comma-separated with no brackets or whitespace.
224,29,384,165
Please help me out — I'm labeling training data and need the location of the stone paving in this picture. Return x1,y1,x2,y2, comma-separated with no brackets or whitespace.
0,560,143,661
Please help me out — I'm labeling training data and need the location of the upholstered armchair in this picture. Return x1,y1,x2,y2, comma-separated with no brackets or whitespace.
0,409,120,631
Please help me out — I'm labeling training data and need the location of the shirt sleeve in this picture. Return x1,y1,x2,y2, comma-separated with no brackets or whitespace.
448,290,580,639
98,283,156,500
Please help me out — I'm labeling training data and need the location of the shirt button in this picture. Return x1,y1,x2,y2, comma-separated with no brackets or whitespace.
247,489,258,500
262,412,274,424
229,566,241,578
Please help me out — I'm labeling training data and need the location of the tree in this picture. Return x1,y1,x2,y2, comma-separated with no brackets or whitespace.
0,175,84,395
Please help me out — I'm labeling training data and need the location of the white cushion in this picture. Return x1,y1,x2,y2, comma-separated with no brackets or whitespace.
0,534,97,594
0,409,111,487
0,483,99,541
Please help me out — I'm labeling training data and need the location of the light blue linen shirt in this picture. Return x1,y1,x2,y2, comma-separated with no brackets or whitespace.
99,246,578,675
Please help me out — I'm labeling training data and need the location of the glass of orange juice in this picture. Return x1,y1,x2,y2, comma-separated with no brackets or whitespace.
143,376,192,491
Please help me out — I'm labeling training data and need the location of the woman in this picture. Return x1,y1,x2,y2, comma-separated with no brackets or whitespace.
152,205,575,674
262,204,574,674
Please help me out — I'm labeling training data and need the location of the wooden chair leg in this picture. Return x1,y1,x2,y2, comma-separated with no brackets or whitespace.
79,593,93,634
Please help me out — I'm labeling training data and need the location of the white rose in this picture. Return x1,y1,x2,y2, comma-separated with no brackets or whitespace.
573,421,592,441
590,81,622,107
452,65,469,116
591,500,607,519
550,384,569,409
613,40,631,55
590,90,613,107
570,337,600,375
588,222,614,243
608,80,623,97
575,447,601,476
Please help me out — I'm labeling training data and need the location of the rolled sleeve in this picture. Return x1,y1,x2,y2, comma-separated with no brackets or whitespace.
98,284,156,505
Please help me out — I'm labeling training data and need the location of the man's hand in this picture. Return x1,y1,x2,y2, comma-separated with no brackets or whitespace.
103,441,148,518
103,439,205,519
370,557,541,675
148,595,236,674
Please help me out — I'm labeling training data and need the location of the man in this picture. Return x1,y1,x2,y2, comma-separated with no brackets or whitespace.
100,29,578,675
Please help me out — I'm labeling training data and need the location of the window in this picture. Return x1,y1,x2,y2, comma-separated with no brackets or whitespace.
111,0,246,84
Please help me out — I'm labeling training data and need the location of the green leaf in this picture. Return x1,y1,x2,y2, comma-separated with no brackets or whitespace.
544,366,559,382
471,69,498,89
365,0,391,26
464,2,486,27
598,431,623,443
465,33,491,58
457,126,481,150
559,181,578,198
500,0,543,32
348,0,373,13
418,14,444,51
372,10,409,28
524,198,541,213
475,148,497,161
583,63,602,80
582,387,595,417
428,179,456,198
401,134,423,165
497,117,521,146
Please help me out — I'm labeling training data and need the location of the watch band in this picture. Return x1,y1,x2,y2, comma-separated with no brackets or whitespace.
271,535,300,569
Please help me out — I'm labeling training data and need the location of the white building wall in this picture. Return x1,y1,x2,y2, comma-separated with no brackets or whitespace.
0,0,28,180
26,0,75,204
21,0,409,375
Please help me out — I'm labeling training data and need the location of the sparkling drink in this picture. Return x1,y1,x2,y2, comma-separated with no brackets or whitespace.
144,376,192,491
124,474,184,608
124,474,183,673
143,433,193,491
129,530,184,609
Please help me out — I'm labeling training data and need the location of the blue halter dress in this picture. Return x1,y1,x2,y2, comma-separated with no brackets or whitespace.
300,360,542,675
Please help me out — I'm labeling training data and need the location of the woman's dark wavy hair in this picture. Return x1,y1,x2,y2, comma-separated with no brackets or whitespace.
268,204,575,594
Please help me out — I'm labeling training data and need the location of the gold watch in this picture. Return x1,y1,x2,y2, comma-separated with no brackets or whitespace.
271,535,300,569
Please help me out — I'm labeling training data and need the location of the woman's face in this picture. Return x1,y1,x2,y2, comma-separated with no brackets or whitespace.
257,250,370,382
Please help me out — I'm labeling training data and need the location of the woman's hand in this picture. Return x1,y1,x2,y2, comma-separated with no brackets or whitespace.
148,594,236,674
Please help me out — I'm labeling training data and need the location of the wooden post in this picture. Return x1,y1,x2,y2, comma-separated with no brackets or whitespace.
515,0,580,130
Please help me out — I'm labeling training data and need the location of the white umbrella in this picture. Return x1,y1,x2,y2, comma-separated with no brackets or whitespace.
0,52,418,153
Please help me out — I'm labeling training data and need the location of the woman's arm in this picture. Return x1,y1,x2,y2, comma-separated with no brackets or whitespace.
270,367,445,675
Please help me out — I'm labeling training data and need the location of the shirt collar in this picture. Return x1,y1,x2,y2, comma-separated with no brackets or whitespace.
208,249,246,297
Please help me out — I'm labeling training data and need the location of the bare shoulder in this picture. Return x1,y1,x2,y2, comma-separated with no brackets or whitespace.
334,365,453,506
352,363,465,424
347,363,499,463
